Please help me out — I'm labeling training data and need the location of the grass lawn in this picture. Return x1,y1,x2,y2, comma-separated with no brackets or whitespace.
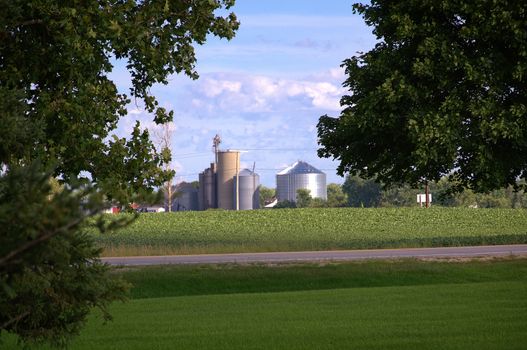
91,208,527,256
4,258,527,349
77,281,526,350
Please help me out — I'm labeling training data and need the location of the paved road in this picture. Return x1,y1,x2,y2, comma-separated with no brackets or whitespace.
101,244,527,266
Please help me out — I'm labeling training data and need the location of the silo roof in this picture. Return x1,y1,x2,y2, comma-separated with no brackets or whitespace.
237,168,257,176
277,161,324,175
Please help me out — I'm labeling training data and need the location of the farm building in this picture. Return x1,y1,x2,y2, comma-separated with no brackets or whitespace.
198,149,260,210
234,169,260,210
171,182,199,211
276,161,327,202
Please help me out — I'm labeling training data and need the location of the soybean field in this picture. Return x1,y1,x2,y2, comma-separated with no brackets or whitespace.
90,208,527,256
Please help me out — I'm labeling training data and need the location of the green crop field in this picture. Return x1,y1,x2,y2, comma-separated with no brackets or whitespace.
4,258,526,349
88,208,527,256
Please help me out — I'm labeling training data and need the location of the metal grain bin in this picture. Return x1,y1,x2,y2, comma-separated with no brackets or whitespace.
217,150,240,210
198,164,216,210
172,182,199,211
276,161,327,202
233,169,260,210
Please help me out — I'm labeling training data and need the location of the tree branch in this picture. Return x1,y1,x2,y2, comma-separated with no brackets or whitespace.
19,19,44,27
0,310,30,330
0,209,97,268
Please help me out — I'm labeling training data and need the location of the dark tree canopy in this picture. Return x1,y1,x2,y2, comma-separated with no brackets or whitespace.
0,165,129,347
317,0,527,192
0,0,238,346
295,188,312,208
1,0,238,200
326,183,348,207
258,185,276,207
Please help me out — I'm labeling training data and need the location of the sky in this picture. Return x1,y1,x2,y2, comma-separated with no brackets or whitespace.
111,0,377,187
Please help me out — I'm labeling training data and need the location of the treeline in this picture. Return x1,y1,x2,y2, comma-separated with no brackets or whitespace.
261,176,527,209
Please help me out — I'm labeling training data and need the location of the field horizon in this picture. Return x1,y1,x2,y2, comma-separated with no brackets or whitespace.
89,207,527,257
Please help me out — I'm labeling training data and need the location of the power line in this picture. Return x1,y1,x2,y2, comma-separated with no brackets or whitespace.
174,168,338,177
173,154,212,160
173,148,316,155
255,168,338,172
172,151,210,157
239,148,318,151
172,148,318,160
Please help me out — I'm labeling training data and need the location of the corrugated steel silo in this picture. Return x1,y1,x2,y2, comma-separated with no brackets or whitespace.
172,182,199,211
198,163,216,210
276,161,327,202
233,169,260,210
217,150,240,210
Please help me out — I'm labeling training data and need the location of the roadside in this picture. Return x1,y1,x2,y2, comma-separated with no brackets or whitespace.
101,244,527,266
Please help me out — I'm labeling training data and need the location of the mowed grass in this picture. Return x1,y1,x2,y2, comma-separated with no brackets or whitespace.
76,281,526,350
4,258,526,349
91,208,527,256
120,257,527,299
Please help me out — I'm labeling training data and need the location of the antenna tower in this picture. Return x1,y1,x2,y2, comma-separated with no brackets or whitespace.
212,134,221,164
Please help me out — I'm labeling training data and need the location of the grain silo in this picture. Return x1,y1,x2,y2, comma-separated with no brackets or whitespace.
276,161,327,202
233,169,260,210
198,163,216,210
216,150,240,210
172,182,199,211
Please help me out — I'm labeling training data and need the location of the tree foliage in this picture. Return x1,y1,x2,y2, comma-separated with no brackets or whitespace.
340,174,527,208
326,183,348,207
342,176,382,207
154,122,176,211
274,200,297,209
258,186,276,207
318,0,527,192
0,0,238,346
295,188,313,208
0,163,130,347
1,0,238,198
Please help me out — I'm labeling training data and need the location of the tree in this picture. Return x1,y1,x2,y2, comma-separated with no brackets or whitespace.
380,184,420,207
342,175,382,207
326,183,348,207
1,0,238,196
318,0,527,193
296,189,313,208
309,197,328,208
154,122,177,212
259,186,276,207
274,200,297,209
0,163,130,347
0,0,238,346
435,177,478,207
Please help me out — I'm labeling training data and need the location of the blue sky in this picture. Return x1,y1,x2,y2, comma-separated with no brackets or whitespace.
112,0,377,187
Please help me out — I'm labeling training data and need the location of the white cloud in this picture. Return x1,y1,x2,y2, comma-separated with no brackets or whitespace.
111,69,346,187
202,78,242,97
128,108,143,115
189,71,344,114
329,67,346,80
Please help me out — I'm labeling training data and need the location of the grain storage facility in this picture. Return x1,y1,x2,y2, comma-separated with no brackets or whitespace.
216,150,240,210
233,169,260,210
172,182,199,211
197,136,262,211
198,163,216,210
276,161,327,202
